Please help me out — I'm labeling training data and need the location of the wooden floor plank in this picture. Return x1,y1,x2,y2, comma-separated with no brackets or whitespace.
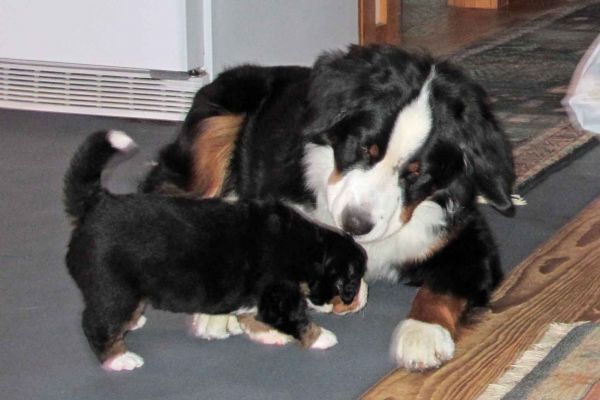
362,196,600,400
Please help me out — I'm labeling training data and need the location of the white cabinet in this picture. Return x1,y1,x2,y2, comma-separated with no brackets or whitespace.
0,0,357,120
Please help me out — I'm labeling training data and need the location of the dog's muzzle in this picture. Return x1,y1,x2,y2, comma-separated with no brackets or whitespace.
341,207,375,236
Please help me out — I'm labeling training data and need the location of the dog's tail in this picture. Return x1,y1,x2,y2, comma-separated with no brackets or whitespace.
63,130,137,222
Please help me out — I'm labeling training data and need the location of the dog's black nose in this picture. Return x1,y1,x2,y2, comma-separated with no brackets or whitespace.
341,207,374,236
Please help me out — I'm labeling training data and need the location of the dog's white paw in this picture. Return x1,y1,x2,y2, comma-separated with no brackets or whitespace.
310,328,338,350
189,314,241,339
246,329,294,346
102,351,144,371
390,319,454,371
129,315,146,331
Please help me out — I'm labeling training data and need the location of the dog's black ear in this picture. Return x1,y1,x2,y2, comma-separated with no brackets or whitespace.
433,61,516,216
464,117,516,216
303,49,362,142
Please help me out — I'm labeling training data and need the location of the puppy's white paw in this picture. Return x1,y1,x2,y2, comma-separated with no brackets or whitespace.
190,314,241,339
310,328,338,350
355,279,369,311
390,319,454,371
306,299,333,313
129,315,146,331
102,351,144,371
246,329,294,346
226,315,244,336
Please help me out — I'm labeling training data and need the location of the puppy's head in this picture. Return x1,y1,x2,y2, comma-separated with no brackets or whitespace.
303,45,515,243
306,231,367,314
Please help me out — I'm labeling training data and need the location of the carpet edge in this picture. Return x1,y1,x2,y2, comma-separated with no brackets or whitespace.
476,321,590,400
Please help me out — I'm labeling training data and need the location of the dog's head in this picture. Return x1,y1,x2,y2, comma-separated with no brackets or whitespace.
303,45,515,243
305,230,368,314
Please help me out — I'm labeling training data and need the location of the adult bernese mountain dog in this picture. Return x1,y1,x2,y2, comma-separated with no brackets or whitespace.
63,130,367,371
140,44,515,371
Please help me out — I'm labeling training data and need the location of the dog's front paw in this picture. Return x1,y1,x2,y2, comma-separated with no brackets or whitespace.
246,328,294,346
310,328,338,350
102,351,144,371
390,319,454,371
238,315,293,346
189,314,242,339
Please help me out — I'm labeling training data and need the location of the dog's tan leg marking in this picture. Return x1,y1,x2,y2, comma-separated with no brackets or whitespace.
127,301,147,331
391,286,466,370
99,305,148,371
190,114,245,197
100,337,127,363
407,286,466,337
100,335,144,371
238,315,294,346
300,322,322,348
300,322,338,349
238,316,337,349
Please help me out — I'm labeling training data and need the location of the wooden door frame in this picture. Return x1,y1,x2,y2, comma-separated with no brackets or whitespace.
359,0,402,45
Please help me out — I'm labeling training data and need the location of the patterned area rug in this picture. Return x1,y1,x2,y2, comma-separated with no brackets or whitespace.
451,0,600,191
478,322,600,400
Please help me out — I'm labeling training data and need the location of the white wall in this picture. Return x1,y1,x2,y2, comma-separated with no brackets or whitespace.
0,0,358,74
210,0,358,73
0,0,190,71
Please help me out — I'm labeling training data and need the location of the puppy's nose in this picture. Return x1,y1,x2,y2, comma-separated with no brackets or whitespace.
341,207,374,236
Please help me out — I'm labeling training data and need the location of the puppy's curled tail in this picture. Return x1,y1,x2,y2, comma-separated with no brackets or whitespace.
63,130,137,222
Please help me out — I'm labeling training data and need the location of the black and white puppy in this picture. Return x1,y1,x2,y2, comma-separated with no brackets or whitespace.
141,45,516,370
63,131,367,371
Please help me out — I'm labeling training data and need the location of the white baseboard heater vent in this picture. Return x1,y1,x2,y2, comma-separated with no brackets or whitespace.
0,59,208,121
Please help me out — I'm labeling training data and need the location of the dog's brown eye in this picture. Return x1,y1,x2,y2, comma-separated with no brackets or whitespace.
401,161,421,183
368,144,380,159
361,144,380,160
407,161,420,175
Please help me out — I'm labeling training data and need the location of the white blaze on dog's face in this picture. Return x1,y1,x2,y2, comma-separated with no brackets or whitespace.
305,73,434,243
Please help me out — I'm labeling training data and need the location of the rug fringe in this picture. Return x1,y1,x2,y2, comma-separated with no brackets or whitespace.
476,321,589,400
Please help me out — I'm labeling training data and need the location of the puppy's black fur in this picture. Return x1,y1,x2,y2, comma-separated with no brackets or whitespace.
64,131,366,366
